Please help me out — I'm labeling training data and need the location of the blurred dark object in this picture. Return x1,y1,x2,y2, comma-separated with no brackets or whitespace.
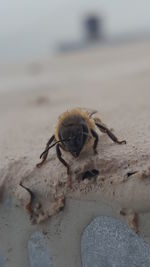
57,13,105,53
84,15,104,42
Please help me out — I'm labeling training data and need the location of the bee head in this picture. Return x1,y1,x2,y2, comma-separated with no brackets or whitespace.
58,116,89,157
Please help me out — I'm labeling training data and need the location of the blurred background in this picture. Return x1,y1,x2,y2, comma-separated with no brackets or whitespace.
0,0,150,64
0,0,150,146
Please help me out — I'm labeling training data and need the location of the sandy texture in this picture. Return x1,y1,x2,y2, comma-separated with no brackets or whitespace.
0,40,150,266
1,112,150,225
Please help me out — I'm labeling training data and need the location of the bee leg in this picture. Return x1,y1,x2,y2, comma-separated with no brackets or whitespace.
95,123,126,144
56,144,70,175
56,144,72,188
36,135,55,167
91,129,99,154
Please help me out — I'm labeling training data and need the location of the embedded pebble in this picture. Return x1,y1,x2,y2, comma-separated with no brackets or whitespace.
0,251,5,267
28,232,53,267
81,216,150,267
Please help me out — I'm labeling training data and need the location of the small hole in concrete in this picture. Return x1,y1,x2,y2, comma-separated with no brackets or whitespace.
127,171,137,177
82,169,99,180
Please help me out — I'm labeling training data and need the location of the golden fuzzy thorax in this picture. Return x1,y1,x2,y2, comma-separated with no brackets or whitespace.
55,108,96,146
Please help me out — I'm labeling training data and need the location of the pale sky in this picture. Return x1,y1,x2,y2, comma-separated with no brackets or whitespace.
0,0,150,63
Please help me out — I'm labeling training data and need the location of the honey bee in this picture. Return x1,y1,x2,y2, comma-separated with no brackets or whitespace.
37,108,126,174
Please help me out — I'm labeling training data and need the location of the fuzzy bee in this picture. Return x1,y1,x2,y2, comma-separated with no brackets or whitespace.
37,108,126,174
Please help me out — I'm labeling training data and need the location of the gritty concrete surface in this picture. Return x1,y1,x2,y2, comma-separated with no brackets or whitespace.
0,40,150,267
28,232,53,267
81,216,150,267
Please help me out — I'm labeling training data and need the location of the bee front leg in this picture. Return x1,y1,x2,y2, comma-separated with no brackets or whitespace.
95,123,126,144
37,135,55,167
56,144,70,175
91,129,99,154
56,144,71,188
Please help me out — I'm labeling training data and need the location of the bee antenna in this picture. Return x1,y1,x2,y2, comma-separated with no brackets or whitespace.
39,138,67,159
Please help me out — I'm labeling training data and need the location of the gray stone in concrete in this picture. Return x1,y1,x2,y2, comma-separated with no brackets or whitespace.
28,232,53,267
3,197,12,210
81,216,150,267
0,251,5,267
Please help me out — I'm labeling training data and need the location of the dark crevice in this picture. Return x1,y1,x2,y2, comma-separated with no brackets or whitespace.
126,171,137,177
82,169,99,180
